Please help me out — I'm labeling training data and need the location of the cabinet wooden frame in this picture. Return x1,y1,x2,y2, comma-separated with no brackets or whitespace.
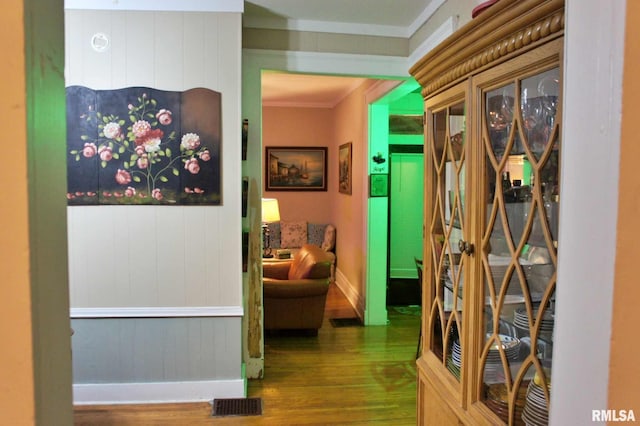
411,0,564,424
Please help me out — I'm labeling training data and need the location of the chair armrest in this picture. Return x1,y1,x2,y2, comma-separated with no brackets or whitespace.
263,261,292,280
263,278,330,298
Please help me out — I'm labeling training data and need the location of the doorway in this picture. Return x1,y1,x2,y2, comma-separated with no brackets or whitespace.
387,146,424,306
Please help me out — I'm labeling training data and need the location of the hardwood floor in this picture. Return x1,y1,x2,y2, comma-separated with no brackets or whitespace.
73,283,421,425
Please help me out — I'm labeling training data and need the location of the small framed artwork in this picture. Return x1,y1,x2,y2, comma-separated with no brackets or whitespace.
369,173,389,197
338,142,352,195
265,146,328,191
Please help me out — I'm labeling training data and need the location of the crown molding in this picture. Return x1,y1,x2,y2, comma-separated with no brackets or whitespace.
243,0,446,39
243,16,408,38
406,0,447,38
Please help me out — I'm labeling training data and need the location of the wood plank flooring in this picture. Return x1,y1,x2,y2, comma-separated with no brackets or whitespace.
73,283,421,425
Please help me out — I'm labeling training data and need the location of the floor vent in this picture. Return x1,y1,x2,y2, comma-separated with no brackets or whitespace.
212,398,262,417
330,317,363,328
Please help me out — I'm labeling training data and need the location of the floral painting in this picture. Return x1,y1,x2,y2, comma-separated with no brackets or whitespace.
66,86,221,205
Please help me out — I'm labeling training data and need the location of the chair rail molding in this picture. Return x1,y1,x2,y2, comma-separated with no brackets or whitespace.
70,306,244,318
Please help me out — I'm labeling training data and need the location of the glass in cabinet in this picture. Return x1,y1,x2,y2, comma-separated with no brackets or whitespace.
424,90,467,383
479,67,560,425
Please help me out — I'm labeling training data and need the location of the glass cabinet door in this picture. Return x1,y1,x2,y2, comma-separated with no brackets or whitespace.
479,67,560,425
424,94,467,383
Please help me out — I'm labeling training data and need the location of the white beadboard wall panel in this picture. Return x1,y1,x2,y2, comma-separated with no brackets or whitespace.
66,208,89,306
127,209,161,306
66,10,242,309
153,12,186,90
84,11,115,88
66,9,243,401
109,13,129,88
71,317,241,383
182,208,211,305
125,13,157,86
216,15,241,91
182,13,210,87
155,208,187,307
216,13,243,307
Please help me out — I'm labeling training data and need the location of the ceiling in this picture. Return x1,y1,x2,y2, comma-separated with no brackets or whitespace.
261,72,371,108
244,0,436,37
248,0,438,107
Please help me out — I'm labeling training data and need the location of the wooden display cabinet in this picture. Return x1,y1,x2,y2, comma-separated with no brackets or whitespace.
410,0,564,424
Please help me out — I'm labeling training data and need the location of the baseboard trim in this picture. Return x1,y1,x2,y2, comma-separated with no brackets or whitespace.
73,379,246,405
334,268,364,320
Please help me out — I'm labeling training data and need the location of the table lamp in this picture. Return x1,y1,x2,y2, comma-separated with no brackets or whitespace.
261,198,280,258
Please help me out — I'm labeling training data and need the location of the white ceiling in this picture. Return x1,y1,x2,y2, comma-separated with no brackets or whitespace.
244,0,439,37
261,72,371,108
249,0,440,107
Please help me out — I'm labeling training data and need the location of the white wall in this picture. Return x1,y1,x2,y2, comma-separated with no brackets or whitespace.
65,9,244,403
551,0,625,424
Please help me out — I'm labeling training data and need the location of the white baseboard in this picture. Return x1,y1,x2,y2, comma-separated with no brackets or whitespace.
334,268,364,320
73,379,245,405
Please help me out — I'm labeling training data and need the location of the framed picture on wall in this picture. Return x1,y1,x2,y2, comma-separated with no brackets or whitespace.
338,142,352,195
369,173,389,197
265,146,328,191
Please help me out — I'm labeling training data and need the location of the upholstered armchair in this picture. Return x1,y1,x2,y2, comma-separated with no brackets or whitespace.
263,244,334,334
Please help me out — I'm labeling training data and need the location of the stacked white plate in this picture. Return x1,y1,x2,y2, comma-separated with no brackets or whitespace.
513,307,554,340
483,334,521,383
486,334,521,362
522,380,550,426
446,355,461,380
451,339,463,368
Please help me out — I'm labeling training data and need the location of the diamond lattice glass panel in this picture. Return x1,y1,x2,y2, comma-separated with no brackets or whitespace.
486,84,516,162
520,69,560,162
480,68,560,423
428,101,465,381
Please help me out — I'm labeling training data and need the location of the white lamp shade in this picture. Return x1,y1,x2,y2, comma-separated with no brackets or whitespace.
261,198,281,223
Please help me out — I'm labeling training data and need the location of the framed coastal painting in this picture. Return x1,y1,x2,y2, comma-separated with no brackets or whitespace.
338,142,352,195
265,146,327,191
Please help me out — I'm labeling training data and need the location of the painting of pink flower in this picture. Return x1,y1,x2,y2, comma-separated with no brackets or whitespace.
184,158,200,174
103,122,121,139
82,142,97,158
67,86,221,205
99,146,113,161
156,109,172,125
135,128,164,152
115,169,131,185
181,133,201,150
137,156,149,169
132,120,151,138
